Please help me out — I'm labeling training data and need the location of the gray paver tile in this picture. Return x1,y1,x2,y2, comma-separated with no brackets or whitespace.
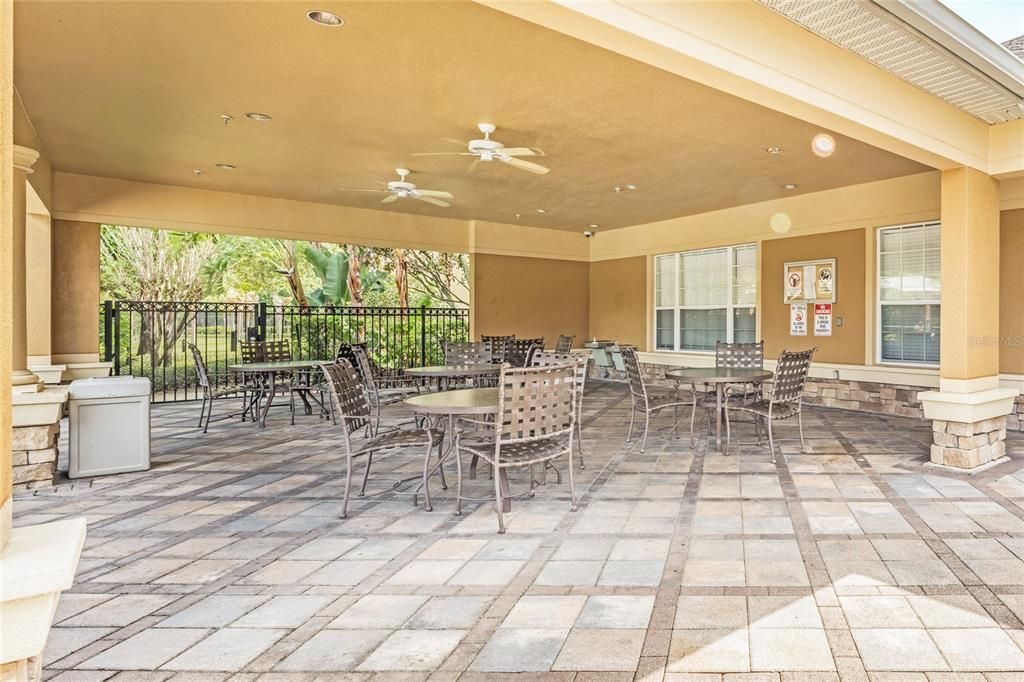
80,629,211,670
356,629,465,671
469,628,569,672
162,629,287,671
552,628,646,671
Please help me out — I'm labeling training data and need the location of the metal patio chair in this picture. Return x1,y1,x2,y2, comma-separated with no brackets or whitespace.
481,335,514,363
320,360,446,517
691,340,766,440
531,350,590,469
442,341,495,387
506,337,544,367
188,343,248,433
453,361,580,533
351,344,423,429
725,347,816,462
554,334,575,353
621,345,698,453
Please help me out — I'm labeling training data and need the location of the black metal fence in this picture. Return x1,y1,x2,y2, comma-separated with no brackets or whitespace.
101,300,470,402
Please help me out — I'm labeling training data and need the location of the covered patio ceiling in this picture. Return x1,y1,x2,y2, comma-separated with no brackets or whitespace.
14,0,930,231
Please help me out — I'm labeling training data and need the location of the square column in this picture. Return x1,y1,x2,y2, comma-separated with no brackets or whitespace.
919,167,1018,469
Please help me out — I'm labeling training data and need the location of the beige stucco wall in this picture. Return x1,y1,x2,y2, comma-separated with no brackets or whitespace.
472,253,589,347
13,87,50,211
940,167,1001,381
51,220,100,360
1001,209,1024,374
761,228,866,365
26,210,51,359
2,0,14,534
589,256,646,347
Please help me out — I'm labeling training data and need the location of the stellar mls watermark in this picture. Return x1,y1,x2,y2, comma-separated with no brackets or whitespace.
967,335,1024,348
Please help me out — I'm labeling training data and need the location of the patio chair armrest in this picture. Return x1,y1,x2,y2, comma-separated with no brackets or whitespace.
454,416,495,435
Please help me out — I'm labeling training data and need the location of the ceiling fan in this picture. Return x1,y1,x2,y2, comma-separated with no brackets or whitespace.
413,123,550,175
339,168,453,207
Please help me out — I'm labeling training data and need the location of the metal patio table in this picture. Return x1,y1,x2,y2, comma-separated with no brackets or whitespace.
403,388,514,513
404,363,499,391
665,367,773,452
228,359,329,428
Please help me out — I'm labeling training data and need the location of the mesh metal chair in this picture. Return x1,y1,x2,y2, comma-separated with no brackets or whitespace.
481,335,514,363
621,346,698,453
263,339,292,361
454,362,580,533
320,360,446,517
554,335,575,353
240,340,263,363
506,338,544,367
188,343,248,433
443,341,492,364
351,344,422,428
725,348,816,462
531,350,589,469
691,340,766,439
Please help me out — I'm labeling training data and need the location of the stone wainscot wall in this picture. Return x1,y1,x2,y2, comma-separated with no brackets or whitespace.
591,360,928,419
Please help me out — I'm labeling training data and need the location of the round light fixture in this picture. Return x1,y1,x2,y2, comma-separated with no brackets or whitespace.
588,223,600,228
770,212,792,234
215,163,237,170
783,183,797,190
625,184,638,191
245,112,273,121
306,10,343,26
536,208,548,214
811,133,836,157
765,146,784,154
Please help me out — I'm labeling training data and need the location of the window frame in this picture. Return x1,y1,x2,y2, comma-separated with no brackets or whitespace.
875,220,941,367
653,243,757,353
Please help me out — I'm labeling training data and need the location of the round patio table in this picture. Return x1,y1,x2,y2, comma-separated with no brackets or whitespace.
403,388,513,512
665,367,773,452
228,359,329,428
404,363,499,391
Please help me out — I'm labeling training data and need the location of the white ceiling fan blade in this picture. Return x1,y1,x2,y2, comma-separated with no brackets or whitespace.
416,189,454,200
441,137,469,147
502,156,550,175
501,147,542,157
411,151,473,157
380,193,400,204
467,159,482,174
340,187,386,193
416,195,450,208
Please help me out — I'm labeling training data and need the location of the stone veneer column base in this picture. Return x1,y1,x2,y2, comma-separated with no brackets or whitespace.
11,423,59,491
930,416,1008,469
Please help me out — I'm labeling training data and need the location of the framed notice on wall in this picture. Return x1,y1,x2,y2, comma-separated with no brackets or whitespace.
783,258,836,304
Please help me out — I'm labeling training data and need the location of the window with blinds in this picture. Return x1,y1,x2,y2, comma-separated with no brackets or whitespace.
654,243,757,352
878,221,940,364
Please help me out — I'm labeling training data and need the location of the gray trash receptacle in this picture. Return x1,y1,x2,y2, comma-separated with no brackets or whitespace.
68,377,152,478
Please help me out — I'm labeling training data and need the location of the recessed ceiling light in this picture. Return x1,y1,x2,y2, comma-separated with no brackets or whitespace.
306,10,343,26
588,224,600,228
783,183,797,190
614,184,638,193
536,208,548,214
245,112,273,121
215,163,237,170
220,114,233,126
192,169,203,177
765,146,784,154
811,133,836,157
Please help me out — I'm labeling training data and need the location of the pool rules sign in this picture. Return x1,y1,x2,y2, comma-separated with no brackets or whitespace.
814,303,833,337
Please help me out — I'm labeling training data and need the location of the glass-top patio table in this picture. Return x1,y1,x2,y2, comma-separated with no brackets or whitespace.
228,359,329,428
404,387,514,513
666,367,773,452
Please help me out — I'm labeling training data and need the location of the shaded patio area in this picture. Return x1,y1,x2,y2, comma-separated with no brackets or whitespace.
16,381,1024,679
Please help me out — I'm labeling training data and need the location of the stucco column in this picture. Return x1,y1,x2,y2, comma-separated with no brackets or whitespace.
919,167,1018,469
11,144,41,392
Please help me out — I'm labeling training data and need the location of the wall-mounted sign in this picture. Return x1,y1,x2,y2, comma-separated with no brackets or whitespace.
814,303,832,337
784,258,836,304
790,303,807,336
